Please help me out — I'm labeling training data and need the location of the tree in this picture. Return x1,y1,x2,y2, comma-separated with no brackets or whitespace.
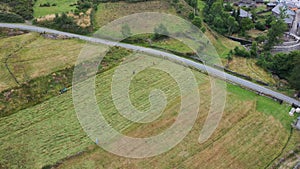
289,63,300,90
192,16,202,28
250,41,258,57
121,24,132,38
265,15,275,28
224,2,233,11
264,18,287,50
240,18,254,32
226,50,233,66
227,16,239,35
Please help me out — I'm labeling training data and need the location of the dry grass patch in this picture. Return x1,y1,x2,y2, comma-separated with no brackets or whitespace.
95,1,177,28
228,57,276,85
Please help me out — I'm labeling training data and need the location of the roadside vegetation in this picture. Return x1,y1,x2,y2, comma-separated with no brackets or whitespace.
0,0,34,21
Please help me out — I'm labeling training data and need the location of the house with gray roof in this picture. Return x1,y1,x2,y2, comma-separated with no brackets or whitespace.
272,3,296,16
239,9,252,19
272,3,296,27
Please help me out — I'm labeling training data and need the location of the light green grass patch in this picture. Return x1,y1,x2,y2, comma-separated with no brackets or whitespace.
33,0,77,17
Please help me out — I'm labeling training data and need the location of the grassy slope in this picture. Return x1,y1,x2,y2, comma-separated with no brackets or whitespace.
0,33,84,92
227,57,276,85
94,1,177,29
33,0,78,18
0,54,298,169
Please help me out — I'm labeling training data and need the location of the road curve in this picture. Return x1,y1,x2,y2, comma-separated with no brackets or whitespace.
1,23,299,106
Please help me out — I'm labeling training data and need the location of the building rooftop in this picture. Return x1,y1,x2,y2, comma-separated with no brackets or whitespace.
272,3,296,16
284,15,294,24
240,9,252,19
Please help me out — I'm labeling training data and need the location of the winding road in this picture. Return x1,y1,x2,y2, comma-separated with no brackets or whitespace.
1,23,299,106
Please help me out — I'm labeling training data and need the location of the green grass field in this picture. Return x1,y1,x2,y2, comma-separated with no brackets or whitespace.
33,0,78,17
0,53,298,169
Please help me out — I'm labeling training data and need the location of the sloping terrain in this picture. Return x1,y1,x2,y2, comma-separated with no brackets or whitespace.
0,33,84,92
94,0,178,28
0,54,298,169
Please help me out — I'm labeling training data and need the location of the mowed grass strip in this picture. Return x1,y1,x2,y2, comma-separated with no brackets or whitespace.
0,54,297,169
55,67,297,169
33,0,78,18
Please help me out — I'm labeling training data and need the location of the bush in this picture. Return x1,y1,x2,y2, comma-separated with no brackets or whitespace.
255,35,267,43
0,12,25,23
2,0,34,20
33,13,92,35
255,21,266,31
234,46,251,58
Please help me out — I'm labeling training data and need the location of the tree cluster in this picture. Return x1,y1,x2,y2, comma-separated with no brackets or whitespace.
203,0,253,35
0,0,35,20
0,12,25,23
33,13,92,35
257,51,300,90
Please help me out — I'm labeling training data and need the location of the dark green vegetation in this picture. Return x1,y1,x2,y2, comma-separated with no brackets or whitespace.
33,13,93,35
0,12,25,23
201,0,297,93
33,0,100,34
257,51,300,90
0,0,34,21
201,0,287,53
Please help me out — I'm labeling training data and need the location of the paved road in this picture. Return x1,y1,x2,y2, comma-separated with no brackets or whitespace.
1,23,299,106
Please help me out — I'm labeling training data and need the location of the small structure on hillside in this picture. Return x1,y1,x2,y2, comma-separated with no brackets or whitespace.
292,117,300,130
267,2,277,8
289,107,300,116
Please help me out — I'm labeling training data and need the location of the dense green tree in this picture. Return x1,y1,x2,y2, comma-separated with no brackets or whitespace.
240,18,254,32
289,62,300,90
192,16,202,28
227,16,239,35
250,41,258,57
264,18,287,50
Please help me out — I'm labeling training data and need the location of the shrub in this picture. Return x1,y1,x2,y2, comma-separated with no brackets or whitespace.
255,21,266,31
0,12,25,23
234,46,251,58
